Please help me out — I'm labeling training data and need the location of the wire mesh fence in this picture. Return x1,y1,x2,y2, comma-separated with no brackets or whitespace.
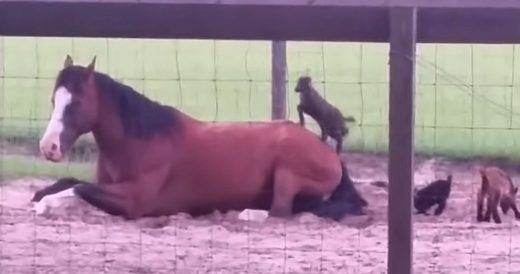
1,37,520,273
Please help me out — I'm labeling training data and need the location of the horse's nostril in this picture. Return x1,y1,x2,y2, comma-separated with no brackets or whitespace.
50,143,58,152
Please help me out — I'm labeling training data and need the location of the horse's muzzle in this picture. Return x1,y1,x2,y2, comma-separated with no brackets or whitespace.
40,140,64,162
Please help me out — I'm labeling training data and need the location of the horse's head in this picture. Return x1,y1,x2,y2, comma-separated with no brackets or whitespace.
294,76,313,93
39,55,100,162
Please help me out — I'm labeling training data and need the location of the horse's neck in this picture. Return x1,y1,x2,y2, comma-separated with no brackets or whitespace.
91,100,126,153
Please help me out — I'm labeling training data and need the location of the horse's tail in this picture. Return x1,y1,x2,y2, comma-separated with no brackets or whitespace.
310,162,368,221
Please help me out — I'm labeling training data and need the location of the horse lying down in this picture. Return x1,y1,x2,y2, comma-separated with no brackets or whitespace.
477,166,520,224
33,164,368,222
31,55,368,222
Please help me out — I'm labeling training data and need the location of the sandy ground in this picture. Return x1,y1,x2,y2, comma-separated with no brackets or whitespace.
2,153,520,273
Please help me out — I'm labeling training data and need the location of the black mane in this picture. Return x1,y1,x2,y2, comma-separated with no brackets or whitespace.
93,72,180,138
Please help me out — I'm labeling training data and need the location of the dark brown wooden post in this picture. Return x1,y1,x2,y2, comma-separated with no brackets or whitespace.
0,36,3,181
271,40,287,120
388,7,417,274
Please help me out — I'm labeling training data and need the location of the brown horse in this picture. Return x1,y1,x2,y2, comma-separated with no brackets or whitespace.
477,166,520,224
32,55,368,221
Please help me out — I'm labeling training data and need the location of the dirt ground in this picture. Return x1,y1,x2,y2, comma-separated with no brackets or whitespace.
2,153,520,274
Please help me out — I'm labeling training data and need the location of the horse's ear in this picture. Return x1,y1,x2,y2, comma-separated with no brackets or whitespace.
64,55,73,68
87,56,96,72
86,56,96,78
514,187,518,195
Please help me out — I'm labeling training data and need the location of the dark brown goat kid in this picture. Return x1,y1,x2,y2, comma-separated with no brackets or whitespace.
295,76,355,154
477,166,520,224
413,175,452,216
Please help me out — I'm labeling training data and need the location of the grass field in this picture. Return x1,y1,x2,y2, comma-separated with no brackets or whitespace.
2,37,520,178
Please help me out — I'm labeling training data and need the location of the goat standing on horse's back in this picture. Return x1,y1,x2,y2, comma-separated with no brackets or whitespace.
295,75,355,154
413,175,452,216
477,166,520,224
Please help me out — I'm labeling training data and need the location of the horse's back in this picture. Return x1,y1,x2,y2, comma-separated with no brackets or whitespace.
197,120,338,159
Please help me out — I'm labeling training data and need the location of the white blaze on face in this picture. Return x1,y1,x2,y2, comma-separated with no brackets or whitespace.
39,86,72,161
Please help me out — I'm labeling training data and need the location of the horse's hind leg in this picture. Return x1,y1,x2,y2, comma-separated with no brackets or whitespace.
32,177,83,202
269,168,299,218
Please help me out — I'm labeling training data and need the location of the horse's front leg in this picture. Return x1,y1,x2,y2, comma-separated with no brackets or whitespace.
33,156,115,203
31,177,83,202
73,182,144,219
74,165,170,219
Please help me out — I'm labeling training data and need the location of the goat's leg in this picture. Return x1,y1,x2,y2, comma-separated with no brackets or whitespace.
297,105,306,127
334,136,343,154
488,197,501,223
477,191,485,222
510,202,520,219
434,199,447,216
319,126,328,142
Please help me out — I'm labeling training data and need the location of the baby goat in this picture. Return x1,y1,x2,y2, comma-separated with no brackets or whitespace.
294,76,355,154
477,166,520,224
414,175,453,216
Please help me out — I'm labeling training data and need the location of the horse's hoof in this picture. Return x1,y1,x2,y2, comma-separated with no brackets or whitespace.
31,191,44,202
32,199,49,215
238,209,268,222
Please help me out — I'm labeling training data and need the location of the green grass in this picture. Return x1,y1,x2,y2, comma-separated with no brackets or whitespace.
3,38,520,179
0,155,93,181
